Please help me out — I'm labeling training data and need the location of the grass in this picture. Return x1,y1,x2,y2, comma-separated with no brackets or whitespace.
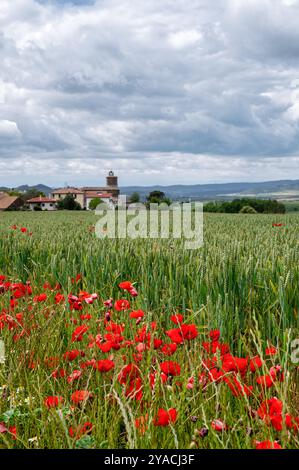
0,211,298,449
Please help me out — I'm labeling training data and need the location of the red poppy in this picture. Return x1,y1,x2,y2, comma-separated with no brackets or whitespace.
114,299,130,311
71,325,89,342
255,440,282,449
211,419,227,432
249,355,263,372
154,408,177,426
93,359,115,372
221,354,248,375
256,374,274,388
170,314,184,324
118,363,140,384
266,346,277,356
44,396,64,408
119,281,133,291
33,293,47,303
67,370,82,383
125,377,143,400
161,343,177,356
129,309,145,319
160,361,181,376
71,390,92,404
135,414,148,435
69,421,93,439
55,293,65,304
209,329,221,342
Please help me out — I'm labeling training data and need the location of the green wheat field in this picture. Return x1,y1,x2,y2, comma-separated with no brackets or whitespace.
0,211,298,449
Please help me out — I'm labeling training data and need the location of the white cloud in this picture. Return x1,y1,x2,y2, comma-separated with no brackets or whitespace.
0,0,298,186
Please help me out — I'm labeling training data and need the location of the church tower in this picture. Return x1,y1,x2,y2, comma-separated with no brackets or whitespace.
106,170,118,188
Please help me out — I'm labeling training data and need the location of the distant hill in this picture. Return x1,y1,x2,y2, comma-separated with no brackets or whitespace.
0,179,299,201
121,179,299,201
0,184,52,195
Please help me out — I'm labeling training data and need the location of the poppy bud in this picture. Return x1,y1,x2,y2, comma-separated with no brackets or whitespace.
198,427,209,438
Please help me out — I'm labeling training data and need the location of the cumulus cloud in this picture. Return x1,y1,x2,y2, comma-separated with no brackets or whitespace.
0,0,298,186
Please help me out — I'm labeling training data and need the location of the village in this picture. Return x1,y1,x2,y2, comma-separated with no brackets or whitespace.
0,171,120,211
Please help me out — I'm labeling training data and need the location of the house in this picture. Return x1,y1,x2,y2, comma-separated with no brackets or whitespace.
0,192,23,211
51,171,120,210
50,187,85,208
27,196,57,211
84,192,115,210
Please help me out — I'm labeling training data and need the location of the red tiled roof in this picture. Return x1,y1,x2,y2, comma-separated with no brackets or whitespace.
0,193,20,210
52,188,83,194
27,197,57,203
85,192,113,198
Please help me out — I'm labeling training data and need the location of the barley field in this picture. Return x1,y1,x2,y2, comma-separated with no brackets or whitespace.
0,211,298,449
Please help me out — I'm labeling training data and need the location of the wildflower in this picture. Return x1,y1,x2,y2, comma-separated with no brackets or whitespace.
160,361,181,376
114,299,130,311
154,408,177,426
255,440,282,449
67,370,82,383
44,396,64,408
211,419,227,432
71,390,92,404
93,359,115,372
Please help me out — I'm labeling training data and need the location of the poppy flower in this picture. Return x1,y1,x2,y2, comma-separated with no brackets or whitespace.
44,396,64,408
119,281,133,291
256,374,274,388
257,397,283,421
161,343,177,356
33,293,47,303
209,329,221,342
71,390,92,404
249,356,263,372
266,346,277,356
67,370,82,383
63,350,83,361
69,421,92,439
211,419,227,432
55,293,65,304
154,408,177,426
114,299,130,311
125,377,143,401
93,359,115,372
71,325,89,342
160,361,181,376
221,354,248,375
255,440,282,449
135,414,148,435
118,363,140,385
170,314,184,324
129,309,145,319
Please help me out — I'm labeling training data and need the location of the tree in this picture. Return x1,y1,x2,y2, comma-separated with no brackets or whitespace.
146,190,171,206
239,205,257,214
88,197,103,210
129,192,140,203
57,194,81,210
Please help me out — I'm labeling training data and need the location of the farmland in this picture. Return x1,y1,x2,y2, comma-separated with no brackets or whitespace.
0,211,298,449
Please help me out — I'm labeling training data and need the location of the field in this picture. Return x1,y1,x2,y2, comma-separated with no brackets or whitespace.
0,211,298,449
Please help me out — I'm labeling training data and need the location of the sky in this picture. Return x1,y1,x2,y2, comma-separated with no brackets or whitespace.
0,0,299,187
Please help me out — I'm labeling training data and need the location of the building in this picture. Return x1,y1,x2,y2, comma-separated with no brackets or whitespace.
0,192,23,211
27,196,57,211
51,171,120,210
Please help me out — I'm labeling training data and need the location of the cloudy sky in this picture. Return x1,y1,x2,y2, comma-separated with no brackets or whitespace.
1,0,299,187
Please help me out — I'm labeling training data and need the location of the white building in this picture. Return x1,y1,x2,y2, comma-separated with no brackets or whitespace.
27,196,57,211
84,192,115,210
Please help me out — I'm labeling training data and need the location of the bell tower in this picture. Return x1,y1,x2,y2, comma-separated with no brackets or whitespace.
106,170,118,188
